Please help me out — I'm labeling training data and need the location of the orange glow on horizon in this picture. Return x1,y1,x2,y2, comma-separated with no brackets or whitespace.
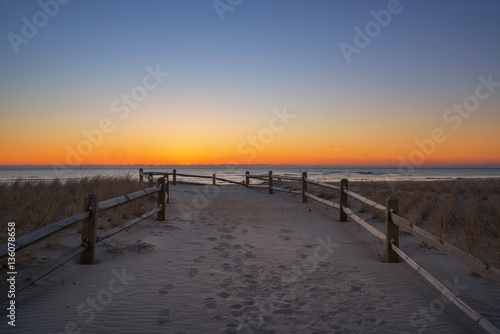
1,103,499,167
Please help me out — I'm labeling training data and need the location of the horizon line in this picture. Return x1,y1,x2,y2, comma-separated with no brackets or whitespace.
1,163,500,169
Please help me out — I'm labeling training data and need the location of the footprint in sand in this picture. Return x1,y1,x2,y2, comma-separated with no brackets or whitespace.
216,291,230,299
224,323,239,332
221,263,232,271
155,309,171,325
204,297,217,310
158,284,174,295
214,242,230,252
188,267,199,277
218,278,232,289
212,314,230,322
245,251,256,259
298,252,308,259
193,255,206,263
279,235,291,241
207,236,217,241
230,303,243,309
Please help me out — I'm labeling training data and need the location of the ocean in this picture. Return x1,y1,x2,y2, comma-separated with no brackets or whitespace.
1,166,500,184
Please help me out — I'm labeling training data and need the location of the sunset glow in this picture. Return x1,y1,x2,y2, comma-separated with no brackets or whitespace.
1,1,499,167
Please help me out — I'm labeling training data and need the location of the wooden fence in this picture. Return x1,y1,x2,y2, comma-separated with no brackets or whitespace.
0,177,168,303
243,170,500,334
139,168,244,187
3,168,500,332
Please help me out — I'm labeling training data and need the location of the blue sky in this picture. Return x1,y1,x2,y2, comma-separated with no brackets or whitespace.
1,0,499,165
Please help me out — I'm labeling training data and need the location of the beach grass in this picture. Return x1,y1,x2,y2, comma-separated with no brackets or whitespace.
0,175,155,266
350,179,500,267
2,176,499,270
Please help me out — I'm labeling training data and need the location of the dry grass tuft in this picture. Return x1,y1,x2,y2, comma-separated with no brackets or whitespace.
433,194,457,238
488,195,500,238
368,191,390,221
102,238,156,254
408,193,435,227
127,238,156,253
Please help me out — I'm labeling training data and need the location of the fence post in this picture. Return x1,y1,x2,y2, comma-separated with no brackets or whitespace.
245,171,249,187
173,169,177,185
339,179,348,222
139,168,143,182
268,171,273,194
148,172,153,185
165,174,170,204
80,194,98,265
386,196,399,263
157,177,166,221
213,174,216,185
301,172,308,203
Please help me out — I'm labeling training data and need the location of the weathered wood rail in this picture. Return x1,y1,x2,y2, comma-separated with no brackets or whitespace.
0,177,168,303
140,168,244,187
3,168,500,332
244,170,500,334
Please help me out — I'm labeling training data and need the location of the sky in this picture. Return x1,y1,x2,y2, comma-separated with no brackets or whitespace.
1,0,499,167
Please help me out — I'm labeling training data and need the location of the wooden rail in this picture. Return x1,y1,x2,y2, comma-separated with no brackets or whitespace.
343,207,386,241
305,179,340,191
271,175,301,182
0,241,89,303
214,176,245,185
0,185,164,259
0,177,168,301
142,168,245,186
248,175,268,180
391,243,500,334
96,207,162,242
390,212,500,285
3,168,499,332
175,173,213,179
272,186,301,195
144,167,500,286
304,191,340,209
98,186,161,212
0,211,91,258
344,188,386,212
245,170,500,333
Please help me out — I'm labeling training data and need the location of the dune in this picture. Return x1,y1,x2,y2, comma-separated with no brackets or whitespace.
1,184,500,333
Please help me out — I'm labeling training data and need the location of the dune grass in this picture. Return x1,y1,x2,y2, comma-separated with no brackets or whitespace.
0,175,156,267
350,179,500,267
3,175,499,271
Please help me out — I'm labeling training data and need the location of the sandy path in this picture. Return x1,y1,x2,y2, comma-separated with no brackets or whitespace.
2,184,500,333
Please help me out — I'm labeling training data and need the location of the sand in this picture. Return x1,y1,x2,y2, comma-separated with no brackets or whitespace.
2,184,500,333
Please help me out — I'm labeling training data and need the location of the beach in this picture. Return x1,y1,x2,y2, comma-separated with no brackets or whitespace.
2,183,500,333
